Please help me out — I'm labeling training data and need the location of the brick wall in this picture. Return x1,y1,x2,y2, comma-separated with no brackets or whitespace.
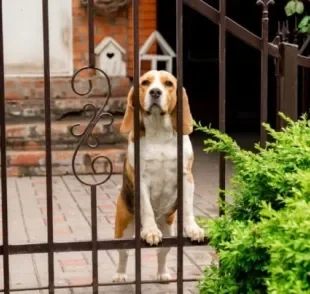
127,0,157,76
74,0,157,76
4,0,157,102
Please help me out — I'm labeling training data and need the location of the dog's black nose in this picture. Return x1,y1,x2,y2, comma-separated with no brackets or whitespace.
150,88,162,99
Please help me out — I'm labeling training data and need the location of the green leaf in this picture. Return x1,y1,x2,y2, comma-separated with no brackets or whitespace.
285,0,297,16
300,25,309,33
296,1,304,14
298,15,310,29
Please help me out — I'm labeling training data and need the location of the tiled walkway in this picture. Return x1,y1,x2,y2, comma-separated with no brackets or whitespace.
0,133,239,293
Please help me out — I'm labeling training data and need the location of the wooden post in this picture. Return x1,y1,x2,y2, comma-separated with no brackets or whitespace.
279,42,298,127
301,65,309,114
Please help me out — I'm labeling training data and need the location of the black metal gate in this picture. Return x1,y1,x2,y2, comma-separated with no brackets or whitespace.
0,0,310,293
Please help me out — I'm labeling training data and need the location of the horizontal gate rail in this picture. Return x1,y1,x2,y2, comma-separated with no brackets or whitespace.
185,0,310,69
298,55,310,68
0,278,201,293
184,0,280,58
0,238,208,255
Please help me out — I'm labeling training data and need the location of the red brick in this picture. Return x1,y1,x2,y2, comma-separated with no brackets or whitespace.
4,148,126,176
104,215,115,224
6,91,20,100
40,207,60,214
99,203,115,212
9,151,44,166
7,167,21,177
31,81,42,89
5,80,16,89
24,141,41,150
68,278,92,286
6,125,28,138
54,227,72,236
43,216,66,224
143,254,156,261
60,259,87,266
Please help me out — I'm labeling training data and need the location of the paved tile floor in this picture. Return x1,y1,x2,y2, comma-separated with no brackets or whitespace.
0,132,256,293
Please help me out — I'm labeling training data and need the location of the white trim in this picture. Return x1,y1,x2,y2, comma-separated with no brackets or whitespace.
139,31,176,57
151,59,157,70
140,55,173,73
166,58,172,73
141,55,172,61
95,37,126,55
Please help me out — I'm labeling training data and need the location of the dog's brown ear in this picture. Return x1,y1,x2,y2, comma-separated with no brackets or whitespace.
120,87,134,134
171,87,193,135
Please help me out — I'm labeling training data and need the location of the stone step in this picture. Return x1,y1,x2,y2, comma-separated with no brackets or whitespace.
6,117,126,150
5,75,130,121
5,76,130,100
5,148,126,177
6,96,127,121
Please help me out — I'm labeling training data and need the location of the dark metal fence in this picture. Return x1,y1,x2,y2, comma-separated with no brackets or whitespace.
0,0,310,293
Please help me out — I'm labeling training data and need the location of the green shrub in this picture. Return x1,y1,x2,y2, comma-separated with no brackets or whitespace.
260,191,310,293
194,113,310,294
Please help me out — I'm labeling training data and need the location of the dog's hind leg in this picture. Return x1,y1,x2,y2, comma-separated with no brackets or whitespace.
113,195,134,282
156,213,175,282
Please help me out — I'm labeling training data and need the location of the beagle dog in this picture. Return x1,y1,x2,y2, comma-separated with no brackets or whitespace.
113,70,204,282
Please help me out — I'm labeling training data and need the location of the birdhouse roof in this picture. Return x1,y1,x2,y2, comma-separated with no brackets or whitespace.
139,31,176,57
95,37,126,55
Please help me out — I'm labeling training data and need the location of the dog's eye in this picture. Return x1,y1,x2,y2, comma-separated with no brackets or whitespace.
141,80,150,86
164,80,173,87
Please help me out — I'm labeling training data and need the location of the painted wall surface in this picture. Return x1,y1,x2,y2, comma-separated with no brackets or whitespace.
3,0,73,77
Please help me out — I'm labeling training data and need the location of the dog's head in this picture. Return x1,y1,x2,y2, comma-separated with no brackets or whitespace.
120,70,193,135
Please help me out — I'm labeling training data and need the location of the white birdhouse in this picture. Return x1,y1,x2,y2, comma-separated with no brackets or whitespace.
139,31,176,73
95,37,126,77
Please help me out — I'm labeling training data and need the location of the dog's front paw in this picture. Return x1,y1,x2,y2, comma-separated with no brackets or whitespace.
184,222,205,242
141,225,162,245
157,271,172,283
113,272,128,282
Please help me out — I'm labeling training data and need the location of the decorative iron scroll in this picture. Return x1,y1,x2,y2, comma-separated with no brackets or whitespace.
70,66,114,186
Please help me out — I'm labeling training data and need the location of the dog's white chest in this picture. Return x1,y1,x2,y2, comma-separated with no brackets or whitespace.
142,139,178,217
128,133,192,220
142,137,178,219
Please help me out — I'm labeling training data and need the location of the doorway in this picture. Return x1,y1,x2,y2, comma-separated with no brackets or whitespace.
157,0,279,137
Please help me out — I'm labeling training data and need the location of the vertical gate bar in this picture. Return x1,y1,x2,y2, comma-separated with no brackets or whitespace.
91,186,98,293
133,0,141,293
219,0,226,216
88,0,95,68
257,0,273,147
176,0,184,293
87,1,98,291
0,1,9,292
42,0,54,293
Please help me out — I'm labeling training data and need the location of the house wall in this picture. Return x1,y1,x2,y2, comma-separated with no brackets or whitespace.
74,0,157,76
4,0,157,102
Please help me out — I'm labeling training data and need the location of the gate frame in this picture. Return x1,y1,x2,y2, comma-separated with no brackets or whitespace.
0,0,309,293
